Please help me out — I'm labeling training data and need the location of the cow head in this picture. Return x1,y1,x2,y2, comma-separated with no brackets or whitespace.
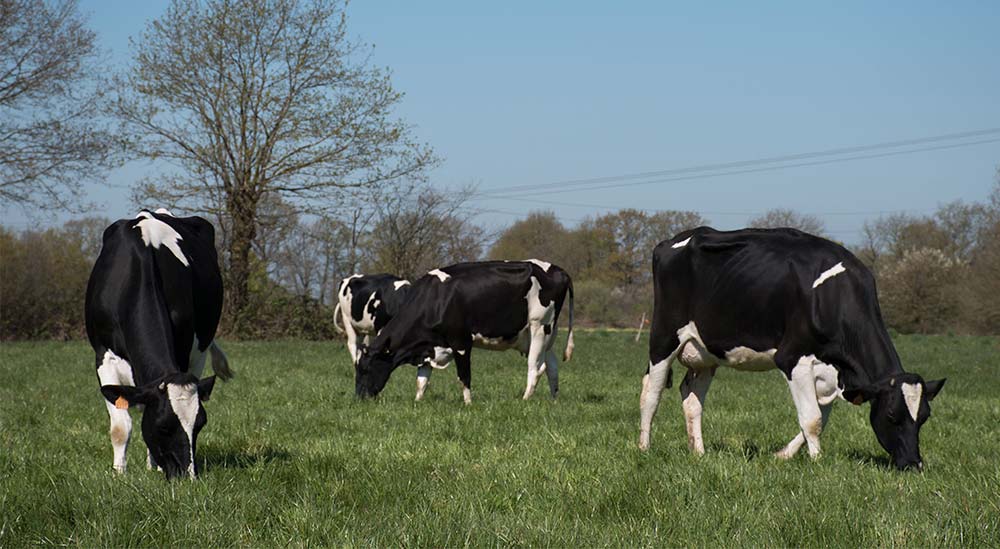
101,373,215,480
355,343,395,398
844,375,945,471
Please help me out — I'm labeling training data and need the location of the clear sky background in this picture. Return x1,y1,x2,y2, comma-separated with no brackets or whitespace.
7,1,1000,244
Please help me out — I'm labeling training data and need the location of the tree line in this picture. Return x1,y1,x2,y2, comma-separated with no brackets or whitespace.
4,179,999,340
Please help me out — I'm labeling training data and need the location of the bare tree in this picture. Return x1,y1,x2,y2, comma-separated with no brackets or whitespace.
0,0,118,211
115,0,437,332
365,183,484,279
747,208,827,237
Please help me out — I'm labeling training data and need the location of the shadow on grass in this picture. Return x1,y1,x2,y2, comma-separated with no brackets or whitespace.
846,449,893,470
200,445,292,471
704,440,764,461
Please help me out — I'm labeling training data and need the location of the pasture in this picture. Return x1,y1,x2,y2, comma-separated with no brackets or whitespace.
1,331,998,547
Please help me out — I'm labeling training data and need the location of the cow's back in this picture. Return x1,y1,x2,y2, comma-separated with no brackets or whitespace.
85,212,222,381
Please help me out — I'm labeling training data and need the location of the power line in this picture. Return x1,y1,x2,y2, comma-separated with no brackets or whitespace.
477,136,1000,200
479,127,1000,197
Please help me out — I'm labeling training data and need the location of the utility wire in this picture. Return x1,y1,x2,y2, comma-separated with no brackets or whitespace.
477,136,1000,200
479,127,1000,197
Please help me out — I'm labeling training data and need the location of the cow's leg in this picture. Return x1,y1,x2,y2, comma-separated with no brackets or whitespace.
415,365,432,401
522,323,548,400
104,399,132,473
455,349,472,405
543,349,559,399
639,356,674,450
780,354,825,459
777,361,840,459
680,367,715,455
342,320,360,364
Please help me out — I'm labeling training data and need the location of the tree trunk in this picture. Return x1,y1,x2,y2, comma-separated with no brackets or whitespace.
226,190,259,336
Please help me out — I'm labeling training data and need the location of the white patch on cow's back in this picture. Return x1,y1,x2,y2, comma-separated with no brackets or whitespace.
526,258,552,272
812,262,846,289
901,382,922,422
97,350,135,387
672,237,692,249
393,280,410,290
154,208,174,216
134,211,189,267
428,269,451,282
166,382,200,478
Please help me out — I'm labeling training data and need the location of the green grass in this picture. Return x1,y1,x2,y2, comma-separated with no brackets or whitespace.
1,332,998,547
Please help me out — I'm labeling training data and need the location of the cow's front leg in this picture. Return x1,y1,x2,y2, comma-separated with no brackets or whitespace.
104,399,132,473
781,354,824,459
680,367,715,455
455,349,472,404
522,324,547,400
777,361,839,459
415,365,432,401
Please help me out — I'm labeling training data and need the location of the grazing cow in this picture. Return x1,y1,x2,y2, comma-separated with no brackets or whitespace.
355,260,574,403
334,273,412,364
85,209,233,479
638,227,945,470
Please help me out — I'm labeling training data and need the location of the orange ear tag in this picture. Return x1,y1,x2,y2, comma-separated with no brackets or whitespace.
115,396,129,410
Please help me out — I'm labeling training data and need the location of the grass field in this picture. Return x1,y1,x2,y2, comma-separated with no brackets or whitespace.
1,331,998,547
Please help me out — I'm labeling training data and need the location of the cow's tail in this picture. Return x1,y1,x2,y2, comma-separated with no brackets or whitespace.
209,341,234,381
563,277,575,362
332,302,344,334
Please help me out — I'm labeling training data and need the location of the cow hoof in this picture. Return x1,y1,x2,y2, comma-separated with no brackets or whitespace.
774,449,795,460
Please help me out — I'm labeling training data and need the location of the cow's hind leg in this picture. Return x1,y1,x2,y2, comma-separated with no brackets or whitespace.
415,365,432,401
776,361,839,459
680,367,715,455
342,319,360,365
639,355,674,450
522,323,547,400
543,349,559,399
455,350,472,405
779,354,825,459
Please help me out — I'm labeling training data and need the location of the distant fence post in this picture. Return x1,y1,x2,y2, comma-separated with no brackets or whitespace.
635,311,646,343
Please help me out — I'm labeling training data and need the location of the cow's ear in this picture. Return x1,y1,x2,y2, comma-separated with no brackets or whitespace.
843,383,879,405
101,385,154,409
197,376,216,402
924,378,946,401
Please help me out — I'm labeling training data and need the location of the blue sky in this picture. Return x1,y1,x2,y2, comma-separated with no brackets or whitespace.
8,1,999,243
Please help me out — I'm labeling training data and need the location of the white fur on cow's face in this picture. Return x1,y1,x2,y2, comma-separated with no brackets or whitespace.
393,280,410,290
166,382,200,478
812,262,846,289
526,258,552,272
134,211,189,266
672,236,692,249
901,382,922,422
428,269,451,282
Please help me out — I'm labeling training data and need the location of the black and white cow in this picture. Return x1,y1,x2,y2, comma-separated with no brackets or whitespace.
355,260,574,403
85,209,232,480
638,227,945,470
334,273,412,364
